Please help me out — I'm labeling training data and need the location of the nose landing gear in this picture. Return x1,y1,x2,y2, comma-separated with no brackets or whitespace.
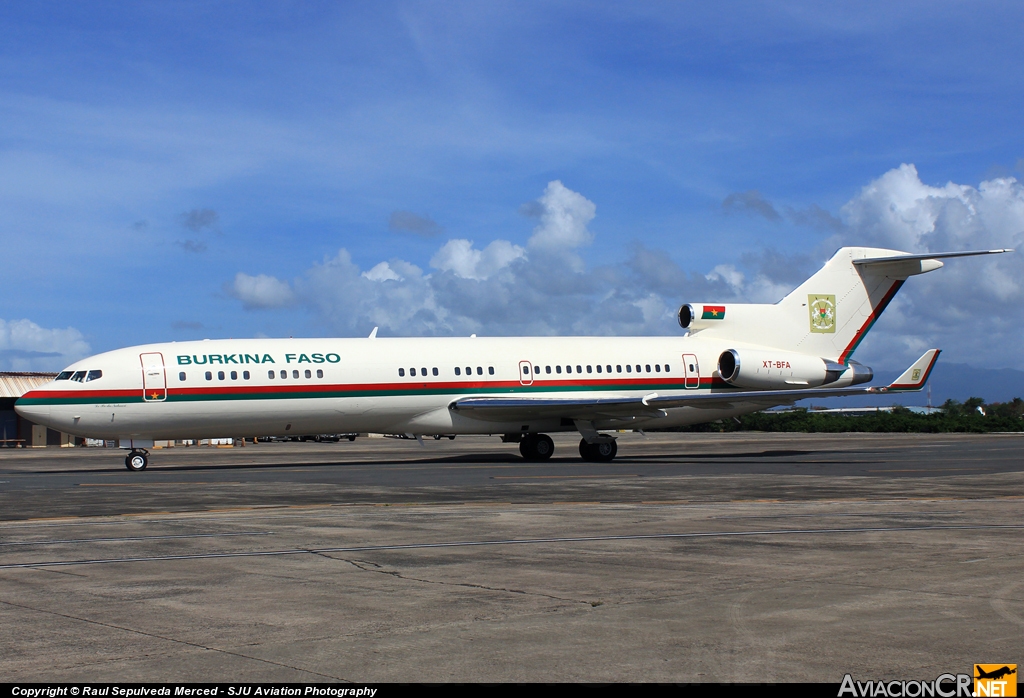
125,449,149,471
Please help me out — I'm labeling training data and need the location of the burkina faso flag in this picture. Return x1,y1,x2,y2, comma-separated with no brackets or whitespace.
701,305,726,320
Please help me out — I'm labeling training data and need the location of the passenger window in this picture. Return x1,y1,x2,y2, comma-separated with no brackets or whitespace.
689,363,695,372
280,370,287,379
476,367,482,375
487,367,493,375
566,365,572,374
626,365,632,373
218,371,225,380
454,367,461,376
607,365,613,373
399,368,405,377
304,369,311,379
596,365,602,373
545,366,551,374
432,367,438,376
243,371,250,379
410,367,416,376
56,371,73,380
421,367,427,376
576,365,582,373
86,370,103,382
230,371,238,380
645,365,651,373
587,365,592,373
466,366,472,375
665,364,671,372
71,371,86,382
268,370,275,379
616,365,622,373
206,371,213,380
316,369,323,378
556,366,562,374
636,365,641,373
179,372,186,381
292,370,299,379
655,364,661,372
522,366,529,374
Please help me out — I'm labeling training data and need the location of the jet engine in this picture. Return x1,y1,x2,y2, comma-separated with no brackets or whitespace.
717,349,873,389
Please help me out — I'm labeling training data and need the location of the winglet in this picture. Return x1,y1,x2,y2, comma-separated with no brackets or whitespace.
883,349,941,392
368,326,378,339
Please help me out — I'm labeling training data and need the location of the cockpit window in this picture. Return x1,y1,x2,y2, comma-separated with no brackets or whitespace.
85,370,102,382
56,371,73,380
70,371,87,382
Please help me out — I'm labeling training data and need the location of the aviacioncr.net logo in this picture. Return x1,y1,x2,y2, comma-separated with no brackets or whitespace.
838,673,972,697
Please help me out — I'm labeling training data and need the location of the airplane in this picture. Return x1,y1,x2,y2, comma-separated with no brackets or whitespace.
975,666,1016,681
15,246,1012,471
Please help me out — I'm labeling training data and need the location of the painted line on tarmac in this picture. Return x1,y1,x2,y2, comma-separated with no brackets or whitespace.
0,531,273,546
2,523,1022,569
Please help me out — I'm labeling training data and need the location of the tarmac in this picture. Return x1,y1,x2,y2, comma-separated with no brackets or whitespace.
0,432,1022,682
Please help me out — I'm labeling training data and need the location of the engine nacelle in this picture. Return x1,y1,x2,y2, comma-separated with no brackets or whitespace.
717,349,872,389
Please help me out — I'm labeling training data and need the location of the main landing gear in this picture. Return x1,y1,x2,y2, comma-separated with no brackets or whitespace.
519,434,554,461
579,438,617,463
125,449,149,471
516,433,619,462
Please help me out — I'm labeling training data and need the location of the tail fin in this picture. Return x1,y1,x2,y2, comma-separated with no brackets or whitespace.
680,247,1009,363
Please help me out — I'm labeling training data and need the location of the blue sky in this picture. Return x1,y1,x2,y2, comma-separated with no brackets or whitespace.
2,2,1023,374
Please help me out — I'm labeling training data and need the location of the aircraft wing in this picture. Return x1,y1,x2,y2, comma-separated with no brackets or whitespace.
449,350,940,423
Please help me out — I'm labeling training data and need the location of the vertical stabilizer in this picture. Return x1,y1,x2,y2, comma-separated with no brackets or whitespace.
684,247,933,363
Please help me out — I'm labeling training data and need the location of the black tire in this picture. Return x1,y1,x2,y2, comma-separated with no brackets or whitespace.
521,434,554,461
125,451,148,471
434,435,442,440
579,438,617,462
347,435,356,442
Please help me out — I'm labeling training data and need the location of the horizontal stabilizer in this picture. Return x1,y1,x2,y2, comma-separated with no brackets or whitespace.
886,349,940,392
851,249,1012,265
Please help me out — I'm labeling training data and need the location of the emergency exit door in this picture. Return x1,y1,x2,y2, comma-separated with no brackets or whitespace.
140,352,167,402
682,353,700,389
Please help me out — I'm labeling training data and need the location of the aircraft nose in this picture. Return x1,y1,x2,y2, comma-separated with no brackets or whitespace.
14,399,51,426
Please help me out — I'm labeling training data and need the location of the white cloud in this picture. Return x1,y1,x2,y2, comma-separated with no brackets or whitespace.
362,261,403,282
227,273,296,310
835,164,1024,369
0,318,91,371
526,180,596,251
705,264,744,290
430,239,526,280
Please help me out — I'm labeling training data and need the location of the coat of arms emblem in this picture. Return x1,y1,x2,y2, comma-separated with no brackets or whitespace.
808,294,836,333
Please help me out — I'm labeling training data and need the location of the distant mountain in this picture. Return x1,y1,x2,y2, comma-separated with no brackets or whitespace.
796,362,1024,409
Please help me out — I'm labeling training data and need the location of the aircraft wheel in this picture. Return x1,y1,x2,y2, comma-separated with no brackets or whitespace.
347,435,356,442
125,451,148,471
520,434,554,461
579,438,616,462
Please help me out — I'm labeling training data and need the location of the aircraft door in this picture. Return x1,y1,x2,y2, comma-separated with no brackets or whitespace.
140,352,167,402
682,353,700,389
519,360,534,386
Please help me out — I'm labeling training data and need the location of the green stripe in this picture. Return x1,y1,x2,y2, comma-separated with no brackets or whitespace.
19,381,718,406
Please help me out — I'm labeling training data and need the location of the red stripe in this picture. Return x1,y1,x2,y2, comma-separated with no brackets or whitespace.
838,280,904,364
22,374,730,400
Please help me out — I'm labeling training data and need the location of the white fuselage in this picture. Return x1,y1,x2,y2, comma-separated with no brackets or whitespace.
15,335,839,441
